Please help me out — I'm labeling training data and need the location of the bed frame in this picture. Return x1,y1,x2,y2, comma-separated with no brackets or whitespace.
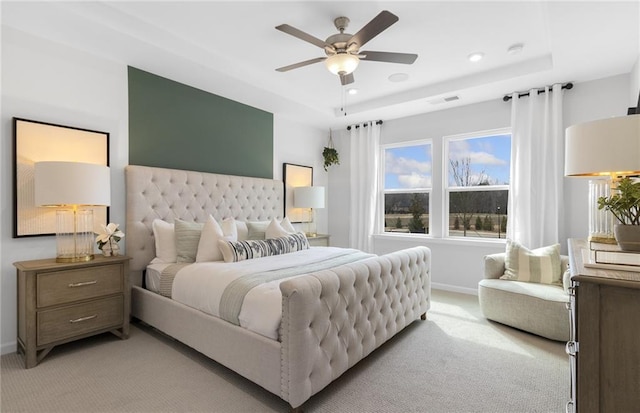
125,165,431,411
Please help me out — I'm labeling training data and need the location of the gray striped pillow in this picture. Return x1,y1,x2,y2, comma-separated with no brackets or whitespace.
501,240,562,285
218,232,309,263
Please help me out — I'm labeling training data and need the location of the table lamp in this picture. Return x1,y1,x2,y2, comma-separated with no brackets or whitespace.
34,161,111,262
294,186,325,237
565,114,640,243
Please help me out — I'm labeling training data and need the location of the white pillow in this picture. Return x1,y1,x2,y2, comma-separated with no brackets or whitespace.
222,218,239,240
152,219,176,263
196,215,236,262
247,221,270,240
501,240,562,285
281,217,296,233
266,218,294,239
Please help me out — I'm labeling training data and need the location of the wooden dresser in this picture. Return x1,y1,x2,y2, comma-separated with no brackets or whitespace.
567,239,640,413
14,255,130,368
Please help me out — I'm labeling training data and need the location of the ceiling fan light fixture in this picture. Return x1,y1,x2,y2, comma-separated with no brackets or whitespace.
325,53,360,75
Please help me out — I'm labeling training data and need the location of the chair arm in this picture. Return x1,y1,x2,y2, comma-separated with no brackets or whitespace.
483,252,506,279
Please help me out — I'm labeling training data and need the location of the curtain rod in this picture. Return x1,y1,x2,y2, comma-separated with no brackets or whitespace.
346,120,383,130
503,82,573,102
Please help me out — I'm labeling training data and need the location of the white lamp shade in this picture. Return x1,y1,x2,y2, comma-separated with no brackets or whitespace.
565,114,640,177
325,53,360,75
34,161,111,206
294,186,325,209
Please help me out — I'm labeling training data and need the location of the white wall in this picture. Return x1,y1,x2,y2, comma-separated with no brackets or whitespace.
328,74,632,294
0,28,325,354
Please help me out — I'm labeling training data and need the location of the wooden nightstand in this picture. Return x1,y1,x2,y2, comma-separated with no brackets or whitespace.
14,255,130,368
307,234,330,247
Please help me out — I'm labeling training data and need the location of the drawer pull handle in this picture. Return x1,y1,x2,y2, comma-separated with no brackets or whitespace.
68,280,97,288
69,314,97,323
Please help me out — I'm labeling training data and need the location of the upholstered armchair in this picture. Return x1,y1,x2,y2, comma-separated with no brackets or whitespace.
478,252,571,341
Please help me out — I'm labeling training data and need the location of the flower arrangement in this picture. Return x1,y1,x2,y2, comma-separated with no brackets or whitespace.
95,223,125,255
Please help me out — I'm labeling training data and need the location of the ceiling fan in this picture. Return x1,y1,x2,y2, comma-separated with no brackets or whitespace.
275,10,418,86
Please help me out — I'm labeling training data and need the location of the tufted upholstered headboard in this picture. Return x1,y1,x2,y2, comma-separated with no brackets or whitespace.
125,165,284,278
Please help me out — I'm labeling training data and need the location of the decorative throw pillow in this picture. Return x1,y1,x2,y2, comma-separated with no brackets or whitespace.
265,218,295,239
247,221,270,240
280,217,296,233
175,219,205,263
218,232,309,263
195,215,237,262
501,240,562,285
152,219,176,263
221,218,239,240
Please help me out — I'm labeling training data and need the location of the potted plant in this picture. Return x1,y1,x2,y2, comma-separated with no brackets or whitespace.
95,222,125,256
323,130,339,171
598,177,640,251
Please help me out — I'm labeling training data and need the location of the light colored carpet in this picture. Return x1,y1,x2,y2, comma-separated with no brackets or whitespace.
1,290,569,413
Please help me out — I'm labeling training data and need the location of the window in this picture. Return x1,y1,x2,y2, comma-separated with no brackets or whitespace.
383,142,432,234
446,131,511,238
381,129,511,240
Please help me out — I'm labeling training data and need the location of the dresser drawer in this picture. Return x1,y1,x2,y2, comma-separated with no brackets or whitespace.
37,295,124,346
37,264,123,307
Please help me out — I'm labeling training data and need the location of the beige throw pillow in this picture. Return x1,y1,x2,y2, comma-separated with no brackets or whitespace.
501,240,562,285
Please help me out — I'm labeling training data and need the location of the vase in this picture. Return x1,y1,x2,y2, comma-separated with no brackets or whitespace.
613,224,640,252
101,239,120,257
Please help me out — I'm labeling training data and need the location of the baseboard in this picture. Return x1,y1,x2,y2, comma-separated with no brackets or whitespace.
1,341,17,355
432,282,478,296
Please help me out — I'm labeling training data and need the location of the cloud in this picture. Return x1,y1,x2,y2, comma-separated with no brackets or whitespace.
398,173,432,188
449,140,507,166
386,151,431,175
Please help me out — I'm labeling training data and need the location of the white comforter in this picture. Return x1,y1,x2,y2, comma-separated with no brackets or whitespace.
171,247,370,340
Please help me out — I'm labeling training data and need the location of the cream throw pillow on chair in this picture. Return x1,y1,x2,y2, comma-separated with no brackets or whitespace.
501,240,562,285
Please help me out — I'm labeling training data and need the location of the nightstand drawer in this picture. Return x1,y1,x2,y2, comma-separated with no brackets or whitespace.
37,265,123,307
37,295,124,346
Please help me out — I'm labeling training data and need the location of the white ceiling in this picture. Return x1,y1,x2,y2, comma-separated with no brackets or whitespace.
2,1,639,129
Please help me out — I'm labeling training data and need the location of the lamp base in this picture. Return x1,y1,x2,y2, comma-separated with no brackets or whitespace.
56,254,95,263
588,235,617,244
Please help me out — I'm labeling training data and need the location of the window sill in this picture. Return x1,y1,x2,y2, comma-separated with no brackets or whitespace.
374,233,507,248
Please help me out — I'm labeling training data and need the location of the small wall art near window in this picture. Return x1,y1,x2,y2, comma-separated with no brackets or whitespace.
13,118,109,238
283,163,313,223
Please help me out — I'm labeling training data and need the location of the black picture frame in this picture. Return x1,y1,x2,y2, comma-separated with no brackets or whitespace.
283,163,313,223
13,117,110,238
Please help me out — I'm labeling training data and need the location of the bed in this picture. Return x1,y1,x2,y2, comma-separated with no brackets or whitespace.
125,164,431,411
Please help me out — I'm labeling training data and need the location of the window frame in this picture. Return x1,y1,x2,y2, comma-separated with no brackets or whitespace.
381,139,433,236
379,128,511,241
443,128,511,239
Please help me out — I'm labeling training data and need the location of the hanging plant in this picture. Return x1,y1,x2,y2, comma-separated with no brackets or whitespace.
323,130,340,171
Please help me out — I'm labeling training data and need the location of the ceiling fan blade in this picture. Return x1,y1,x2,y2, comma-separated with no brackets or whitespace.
340,73,355,86
276,24,334,50
276,57,326,72
360,51,418,64
349,10,399,49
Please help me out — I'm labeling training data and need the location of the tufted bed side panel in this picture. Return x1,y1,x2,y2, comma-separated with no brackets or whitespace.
279,246,431,408
125,165,284,274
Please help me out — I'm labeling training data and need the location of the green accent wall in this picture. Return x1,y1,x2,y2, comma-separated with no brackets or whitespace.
128,66,273,178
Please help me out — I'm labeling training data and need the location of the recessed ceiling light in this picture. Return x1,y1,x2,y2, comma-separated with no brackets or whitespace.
468,52,484,62
388,73,409,82
347,88,358,95
507,43,524,55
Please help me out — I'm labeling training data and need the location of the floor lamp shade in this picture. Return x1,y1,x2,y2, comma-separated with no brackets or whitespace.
34,162,111,262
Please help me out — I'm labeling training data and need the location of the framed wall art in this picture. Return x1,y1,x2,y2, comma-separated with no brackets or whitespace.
13,117,110,238
283,163,313,223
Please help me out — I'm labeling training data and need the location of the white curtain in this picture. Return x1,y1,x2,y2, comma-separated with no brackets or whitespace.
507,84,564,248
349,122,381,252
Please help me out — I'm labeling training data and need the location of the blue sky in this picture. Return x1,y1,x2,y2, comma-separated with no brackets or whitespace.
385,134,511,189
